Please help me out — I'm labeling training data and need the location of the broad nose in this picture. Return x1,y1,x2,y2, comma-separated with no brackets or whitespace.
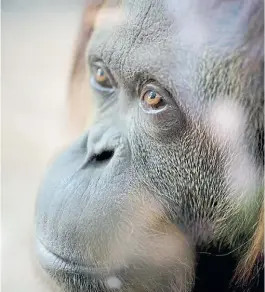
83,123,121,166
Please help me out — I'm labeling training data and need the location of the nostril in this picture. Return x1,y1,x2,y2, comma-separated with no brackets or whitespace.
90,150,114,163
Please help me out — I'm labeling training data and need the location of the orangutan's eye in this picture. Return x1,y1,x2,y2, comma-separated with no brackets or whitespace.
140,85,167,112
142,90,163,107
90,62,115,93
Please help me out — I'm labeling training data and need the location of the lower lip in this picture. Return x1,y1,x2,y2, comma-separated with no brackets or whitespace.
36,240,106,276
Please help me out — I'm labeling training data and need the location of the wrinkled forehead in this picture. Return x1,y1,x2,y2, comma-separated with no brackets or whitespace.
88,0,245,63
88,0,174,69
87,0,248,114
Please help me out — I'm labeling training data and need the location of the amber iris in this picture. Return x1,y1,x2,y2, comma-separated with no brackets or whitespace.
95,68,107,83
143,90,162,106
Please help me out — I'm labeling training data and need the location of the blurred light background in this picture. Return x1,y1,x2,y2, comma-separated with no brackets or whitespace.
2,1,87,291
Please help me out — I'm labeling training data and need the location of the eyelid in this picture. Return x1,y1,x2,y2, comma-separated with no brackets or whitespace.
90,76,115,93
137,79,156,96
88,58,113,83
88,54,102,66
90,61,110,78
89,60,117,92
140,82,170,101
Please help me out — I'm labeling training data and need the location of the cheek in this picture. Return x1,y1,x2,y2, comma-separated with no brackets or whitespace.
129,128,183,209
106,193,195,275
131,102,187,143
129,121,234,242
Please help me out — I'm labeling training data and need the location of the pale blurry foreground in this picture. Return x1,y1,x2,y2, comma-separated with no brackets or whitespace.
2,4,86,292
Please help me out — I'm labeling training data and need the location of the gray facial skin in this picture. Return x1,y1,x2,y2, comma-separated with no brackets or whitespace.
35,0,264,291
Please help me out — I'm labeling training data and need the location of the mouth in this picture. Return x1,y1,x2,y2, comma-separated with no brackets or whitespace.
36,240,125,291
37,239,245,292
36,239,108,276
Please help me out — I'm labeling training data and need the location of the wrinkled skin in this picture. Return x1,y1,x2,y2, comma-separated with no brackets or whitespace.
35,0,264,291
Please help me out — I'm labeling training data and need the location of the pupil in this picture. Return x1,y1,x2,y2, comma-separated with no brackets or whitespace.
97,68,105,76
149,91,157,99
